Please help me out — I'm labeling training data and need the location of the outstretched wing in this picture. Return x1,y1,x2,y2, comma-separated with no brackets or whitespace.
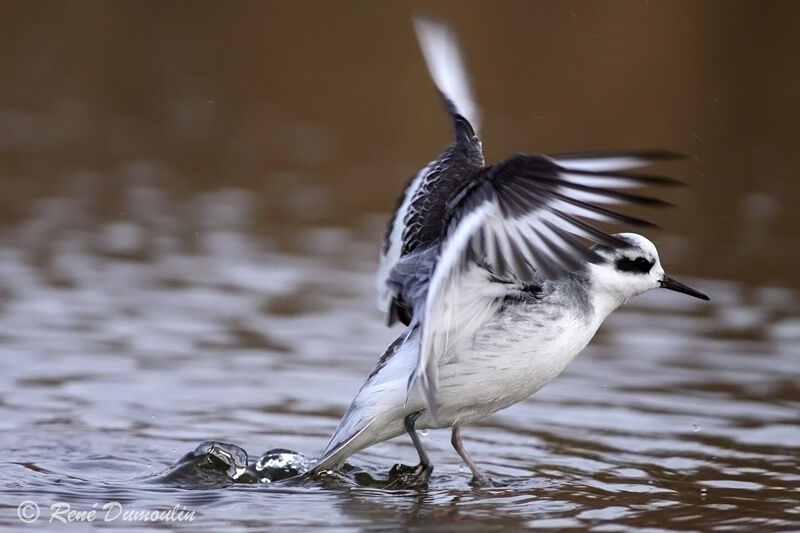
412,17,481,133
377,18,484,323
413,151,681,420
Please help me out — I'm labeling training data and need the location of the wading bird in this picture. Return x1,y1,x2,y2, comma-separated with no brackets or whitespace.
311,18,709,485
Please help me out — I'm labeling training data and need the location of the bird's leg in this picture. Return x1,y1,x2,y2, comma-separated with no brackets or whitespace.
451,425,490,486
404,411,433,483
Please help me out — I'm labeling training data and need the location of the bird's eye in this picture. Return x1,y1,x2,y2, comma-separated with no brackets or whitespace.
615,256,654,274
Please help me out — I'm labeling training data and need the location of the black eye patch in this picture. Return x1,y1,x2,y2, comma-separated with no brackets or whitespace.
615,256,654,274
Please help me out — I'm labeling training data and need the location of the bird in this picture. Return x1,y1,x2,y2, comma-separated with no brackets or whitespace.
310,18,709,485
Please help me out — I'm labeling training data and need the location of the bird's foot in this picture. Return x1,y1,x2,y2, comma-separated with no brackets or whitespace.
469,474,501,488
385,462,433,488
413,461,433,484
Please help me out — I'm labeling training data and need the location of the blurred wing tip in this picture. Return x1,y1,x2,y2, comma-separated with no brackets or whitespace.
549,149,688,172
412,15,481,133
644,174,685,187
630,149,687,161
412,15,451,38
632,196,674,208
607,149,687,162
626,217,660,228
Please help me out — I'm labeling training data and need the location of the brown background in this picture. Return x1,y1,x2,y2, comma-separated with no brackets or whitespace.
0,0,798,287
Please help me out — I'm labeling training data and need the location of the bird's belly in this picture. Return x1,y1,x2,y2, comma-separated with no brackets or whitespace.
427,305,599,427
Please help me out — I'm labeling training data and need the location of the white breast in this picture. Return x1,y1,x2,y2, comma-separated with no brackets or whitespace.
421,297,602,428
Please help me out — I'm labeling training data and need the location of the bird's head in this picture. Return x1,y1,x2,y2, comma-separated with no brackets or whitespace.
588,233,709,311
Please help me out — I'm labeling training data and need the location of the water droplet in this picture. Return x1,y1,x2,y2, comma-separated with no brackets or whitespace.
692,424,700,432
419,429,429,437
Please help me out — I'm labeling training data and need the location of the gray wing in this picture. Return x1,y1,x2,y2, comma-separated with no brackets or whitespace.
412,151,681,421
460,152,680,279
377,18,484,323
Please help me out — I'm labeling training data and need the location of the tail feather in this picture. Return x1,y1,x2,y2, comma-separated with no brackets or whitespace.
310,332,421,475
310,413,408,475
310,419,376,474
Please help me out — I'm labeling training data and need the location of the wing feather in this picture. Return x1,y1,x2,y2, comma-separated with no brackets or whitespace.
377,18,484,322
412,152,681,420
413,17,481,133
547,150,682,171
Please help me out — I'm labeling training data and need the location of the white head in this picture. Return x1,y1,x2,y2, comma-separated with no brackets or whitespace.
588,233,709,313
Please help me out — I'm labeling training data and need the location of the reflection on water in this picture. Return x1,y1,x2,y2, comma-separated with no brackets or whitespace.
1,1,799,530
0,188,797,530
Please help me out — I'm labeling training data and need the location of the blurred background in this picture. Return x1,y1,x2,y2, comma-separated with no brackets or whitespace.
0,1,798,531
0,0,798,285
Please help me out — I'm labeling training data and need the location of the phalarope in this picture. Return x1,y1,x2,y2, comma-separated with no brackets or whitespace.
311,18,709,485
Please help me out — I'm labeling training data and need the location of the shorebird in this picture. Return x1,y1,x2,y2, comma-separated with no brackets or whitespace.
311,18,709,485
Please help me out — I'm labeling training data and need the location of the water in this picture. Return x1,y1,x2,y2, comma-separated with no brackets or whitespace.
0,201,797,530
1,2,799,530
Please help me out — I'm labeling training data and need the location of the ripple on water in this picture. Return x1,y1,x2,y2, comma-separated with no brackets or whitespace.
0,195,798,531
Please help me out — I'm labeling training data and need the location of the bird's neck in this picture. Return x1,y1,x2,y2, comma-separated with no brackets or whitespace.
581,264,637,324
589,290,629,326
582,277,631,327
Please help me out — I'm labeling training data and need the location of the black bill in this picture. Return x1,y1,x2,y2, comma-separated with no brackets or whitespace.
660,276,710,300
